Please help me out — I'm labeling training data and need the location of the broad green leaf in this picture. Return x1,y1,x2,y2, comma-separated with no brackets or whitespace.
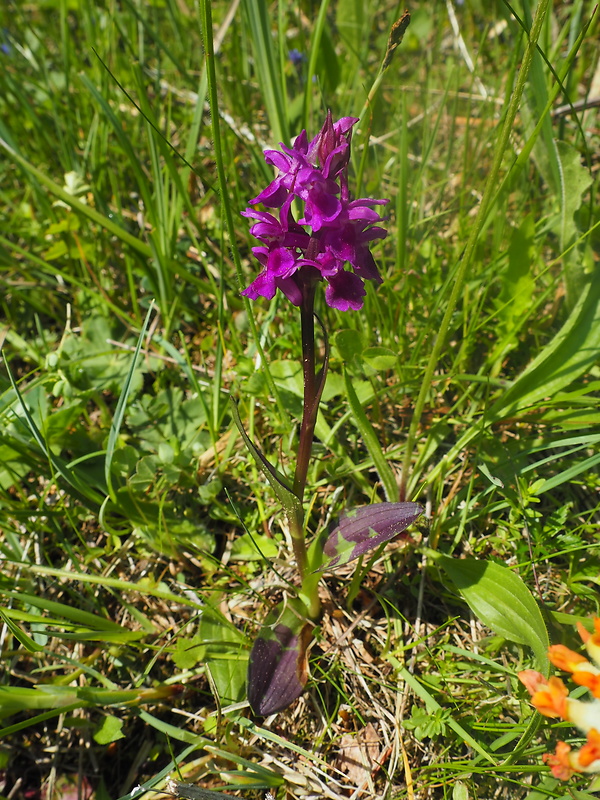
431,553,549,671
556,140,594,301
269,360,343,403
197,609,248,705
172,634,205,670
230,533,279,562
335,328,365,368
489,215,536,370
453,782,470,800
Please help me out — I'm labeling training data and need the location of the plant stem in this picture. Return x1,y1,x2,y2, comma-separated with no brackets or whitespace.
286,274,317,588
293,278,317,499
289,266,328,620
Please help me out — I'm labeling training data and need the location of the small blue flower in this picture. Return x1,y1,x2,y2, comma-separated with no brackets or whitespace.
1,29,12,55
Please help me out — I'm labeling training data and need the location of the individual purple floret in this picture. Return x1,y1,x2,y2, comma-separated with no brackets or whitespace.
242,112,388,311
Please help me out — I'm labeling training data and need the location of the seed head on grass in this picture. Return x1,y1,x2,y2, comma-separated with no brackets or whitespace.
242,111,388,311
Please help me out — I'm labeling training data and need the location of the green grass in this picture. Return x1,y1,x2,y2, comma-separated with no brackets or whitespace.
1,0,600,798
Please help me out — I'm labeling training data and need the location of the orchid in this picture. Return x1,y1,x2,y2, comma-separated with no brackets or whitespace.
242,111,388,312
234,112,422,716
519,619,600,780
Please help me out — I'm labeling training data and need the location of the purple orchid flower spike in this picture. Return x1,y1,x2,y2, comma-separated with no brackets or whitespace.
242,111,388,311
237,113,398,717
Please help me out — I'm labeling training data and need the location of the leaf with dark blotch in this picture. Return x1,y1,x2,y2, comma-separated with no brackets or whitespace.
247,599,314,716
318,502,423,572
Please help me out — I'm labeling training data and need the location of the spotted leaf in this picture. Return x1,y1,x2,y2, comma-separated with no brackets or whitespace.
247,598,314,716
318,502,423,572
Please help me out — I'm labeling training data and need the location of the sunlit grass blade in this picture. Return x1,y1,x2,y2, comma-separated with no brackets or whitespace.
105,302,155,501
239,0,289,145
344,368,399,501
400,0,552,498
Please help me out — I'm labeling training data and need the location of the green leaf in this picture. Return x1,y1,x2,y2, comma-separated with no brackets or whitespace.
93,715,125,744
172,634,205,670
230,533,279,562
3,359,105,508
165,780,241,800
335,329,364,365
453,782,470,800
314,26,340,95
336,0,365,75
240,0,288,145
556,140,593,249
403,704,450,741
105,303,155,501
431,553,549,671
0,136,152,259
197,609,248,705
1,591,134,634
494,215,536,348
389,659,496,764
270,360,343,403
361,346,397,371
0,607,45,653
488,271,600,423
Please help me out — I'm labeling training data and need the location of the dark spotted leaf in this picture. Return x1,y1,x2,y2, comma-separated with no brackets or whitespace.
318,502,423,572
247,598,314,716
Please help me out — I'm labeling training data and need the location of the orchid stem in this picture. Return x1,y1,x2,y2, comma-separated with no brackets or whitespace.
294,280,317,500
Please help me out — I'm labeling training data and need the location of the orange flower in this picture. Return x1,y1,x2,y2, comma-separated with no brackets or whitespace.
571,670,600,699
549,644,588,672
518,671,568,719
578,619,600,669
520,618,600,781
544,742,576,781
549,643,600,699
578,729,600,768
